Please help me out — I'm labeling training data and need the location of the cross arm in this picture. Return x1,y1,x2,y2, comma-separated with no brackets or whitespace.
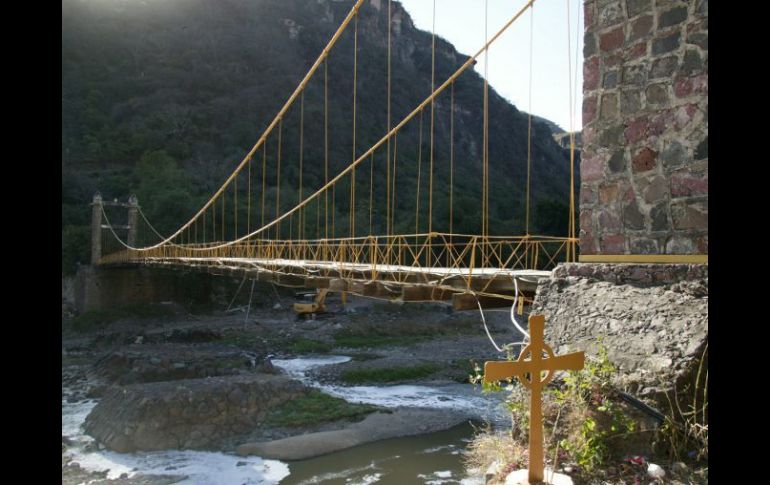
484,352,585,383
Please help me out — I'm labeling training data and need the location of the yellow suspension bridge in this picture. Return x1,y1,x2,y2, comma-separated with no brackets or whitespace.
93,0,580,311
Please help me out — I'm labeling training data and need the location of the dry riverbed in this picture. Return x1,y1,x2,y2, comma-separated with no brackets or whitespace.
62,295,525,483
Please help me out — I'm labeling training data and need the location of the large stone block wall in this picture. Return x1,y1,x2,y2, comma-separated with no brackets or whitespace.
580,0,707,255
532,263,707,400
74,266,215,312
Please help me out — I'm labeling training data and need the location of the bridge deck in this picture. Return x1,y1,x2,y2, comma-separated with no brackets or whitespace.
121,256,552,309
164,257,550,280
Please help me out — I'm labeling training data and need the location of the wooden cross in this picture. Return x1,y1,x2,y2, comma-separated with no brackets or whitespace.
484,315,584,483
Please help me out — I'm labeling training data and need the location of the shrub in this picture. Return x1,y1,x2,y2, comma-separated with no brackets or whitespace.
470,344,639,475
653,343,708,463
551,345,637,472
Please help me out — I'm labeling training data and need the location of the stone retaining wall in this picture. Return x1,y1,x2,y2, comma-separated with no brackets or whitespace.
74,266,214,313
84,374,305,452
532,263,707,399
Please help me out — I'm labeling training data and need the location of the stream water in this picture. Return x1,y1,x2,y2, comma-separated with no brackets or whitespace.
63,355,508,484
281,423,480,485
271,356,508,422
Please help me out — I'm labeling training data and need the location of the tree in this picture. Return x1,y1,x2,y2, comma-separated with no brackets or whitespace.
533,199,576,237
133,150,197,237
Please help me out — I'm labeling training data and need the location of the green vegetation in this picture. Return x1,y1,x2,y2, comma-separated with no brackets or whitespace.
341,363,440,384
264,389,381,427
62,225,90,276
466,344,708,483
285,337,332,354
332,316,479,349
218,333,262,350
550,345,637,472
220,334,331,354
449,358,481,383
472,344,639,472
71,303,176,332
349,352,382,362
133,150,199,237
653,343,708,463
468,344,708,482
333,334,429,349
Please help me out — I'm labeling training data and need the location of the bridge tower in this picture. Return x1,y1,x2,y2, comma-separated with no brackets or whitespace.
579,0,707,260
90,192,103,265
127,194,139,247
533,0,708,409
90,193,140,266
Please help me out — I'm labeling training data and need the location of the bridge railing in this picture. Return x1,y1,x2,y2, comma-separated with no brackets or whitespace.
99,233,576,291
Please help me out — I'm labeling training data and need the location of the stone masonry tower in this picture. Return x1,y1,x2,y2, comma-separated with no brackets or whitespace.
579,0,707,261
530,0,708,405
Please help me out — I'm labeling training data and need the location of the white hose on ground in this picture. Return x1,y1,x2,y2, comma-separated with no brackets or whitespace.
476,292,527,354
477,297,505,353
510,277,530,340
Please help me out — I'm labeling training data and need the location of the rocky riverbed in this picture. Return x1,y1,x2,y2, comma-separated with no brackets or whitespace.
62,295,524,484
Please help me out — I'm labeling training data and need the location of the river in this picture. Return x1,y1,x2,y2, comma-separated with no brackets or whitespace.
62,355,509,484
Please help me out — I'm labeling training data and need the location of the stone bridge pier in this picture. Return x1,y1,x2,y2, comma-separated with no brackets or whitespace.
73,265,215,313
579,0,707,257
77,193,215,313
534,0,708,405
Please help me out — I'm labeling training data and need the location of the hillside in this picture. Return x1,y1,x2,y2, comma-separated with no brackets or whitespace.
62,0,578,273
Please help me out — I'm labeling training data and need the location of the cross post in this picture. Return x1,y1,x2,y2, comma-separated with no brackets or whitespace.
484,315,584,483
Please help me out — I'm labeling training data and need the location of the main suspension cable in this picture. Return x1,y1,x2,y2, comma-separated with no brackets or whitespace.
125,0,539,253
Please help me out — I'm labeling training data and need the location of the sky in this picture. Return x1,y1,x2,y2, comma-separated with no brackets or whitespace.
398,0,584,132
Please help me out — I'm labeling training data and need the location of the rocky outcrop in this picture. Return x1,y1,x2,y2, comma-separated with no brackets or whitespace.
84,374,305,452
91,343,268,385
532,263,707,400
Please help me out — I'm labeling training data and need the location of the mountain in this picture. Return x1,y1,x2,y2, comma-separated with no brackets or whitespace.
531,116,565,136
62,0,578,273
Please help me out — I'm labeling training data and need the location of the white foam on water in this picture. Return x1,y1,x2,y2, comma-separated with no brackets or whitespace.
459,478,486,485
419,470,456,484
63,354,502,484
66,449,134,479
270,356,508,484
319,383,507,423
294,462,378,485
63,394,289,484
68,447,290,484
272,355,352,383
272,356,509,425
422,444,456,454
61,398,97,437
348,472,382,484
